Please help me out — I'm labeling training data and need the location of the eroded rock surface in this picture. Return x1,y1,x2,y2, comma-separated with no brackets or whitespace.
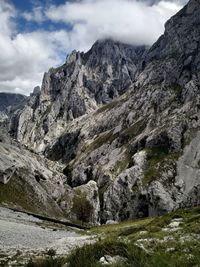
11,40,147,147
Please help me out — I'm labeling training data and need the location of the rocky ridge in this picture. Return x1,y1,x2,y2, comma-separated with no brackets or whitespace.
2,0,200,224
10,40,146,146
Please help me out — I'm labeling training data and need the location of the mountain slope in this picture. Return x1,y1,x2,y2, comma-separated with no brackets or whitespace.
0,128,100,223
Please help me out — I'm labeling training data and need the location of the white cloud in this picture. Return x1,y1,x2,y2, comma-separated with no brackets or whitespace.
0,1,70,95
0,0,16,36
46,0,183,49
22,6,45,23
0,0,187,95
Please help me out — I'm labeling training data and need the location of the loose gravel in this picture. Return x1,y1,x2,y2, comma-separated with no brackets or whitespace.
0,207,95,266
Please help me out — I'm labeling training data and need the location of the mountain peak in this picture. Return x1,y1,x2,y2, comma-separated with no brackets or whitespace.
165,0,200,30
11,39,147,143
137,0,200,89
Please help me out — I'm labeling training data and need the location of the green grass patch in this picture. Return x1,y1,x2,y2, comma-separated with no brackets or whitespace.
67,239,129,267
95,100,120,114
142,147,180,186
66,237,200,267
122,119,146,138
85,131,118,154
0,170,34,210
26,207,200,267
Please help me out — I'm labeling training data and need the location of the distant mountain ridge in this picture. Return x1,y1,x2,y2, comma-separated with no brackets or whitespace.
0,92,27,112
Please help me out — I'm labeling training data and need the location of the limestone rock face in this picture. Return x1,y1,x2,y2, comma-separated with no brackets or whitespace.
0,111,8,123
137,0,200,90
0,129,68,217
4,0,200,224
73,181,100,225
0,127,100,224
176,132,200,207
11,40,146,147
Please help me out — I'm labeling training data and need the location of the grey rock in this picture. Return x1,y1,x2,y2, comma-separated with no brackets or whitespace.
137,0,200,91
73,181,100,225
99,255,127,265
0,168,15,185
0,111,8,123
176,131,200,207
0,129,72,218
105,220,118,225
10,39,147,147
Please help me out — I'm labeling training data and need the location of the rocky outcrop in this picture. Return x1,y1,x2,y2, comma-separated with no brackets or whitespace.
176,132,200,207
137,0,200,92
0,111,8,123
0,128,101,224
0,129,67,217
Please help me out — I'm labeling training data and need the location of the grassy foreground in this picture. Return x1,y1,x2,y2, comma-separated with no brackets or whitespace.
27,206,200,267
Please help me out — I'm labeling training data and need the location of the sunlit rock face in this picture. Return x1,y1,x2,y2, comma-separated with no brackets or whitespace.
10,39,147,149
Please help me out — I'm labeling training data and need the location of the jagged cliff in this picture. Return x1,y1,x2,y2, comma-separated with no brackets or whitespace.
10,40,146,147
2,0,200,224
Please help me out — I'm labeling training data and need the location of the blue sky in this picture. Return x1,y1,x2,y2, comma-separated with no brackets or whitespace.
0,0,186,95
12,0,70,33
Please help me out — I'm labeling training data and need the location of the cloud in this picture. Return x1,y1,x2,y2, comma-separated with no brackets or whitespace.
46,0,183,49
0,1,70,95
22,6,45,23
0,0,187,95
0,0,16,36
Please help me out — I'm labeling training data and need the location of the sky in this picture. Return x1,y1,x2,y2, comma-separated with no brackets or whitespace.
0,0,188,95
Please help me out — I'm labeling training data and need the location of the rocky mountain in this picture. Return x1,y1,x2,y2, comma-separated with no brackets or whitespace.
0,92,26,112
0,93,27,123
10,40,146,145
2,0,200,224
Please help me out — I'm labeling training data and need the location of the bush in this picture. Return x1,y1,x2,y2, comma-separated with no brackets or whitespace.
67,239,129,267
26,257,65,267
72,193,94,224
46,248,56,257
